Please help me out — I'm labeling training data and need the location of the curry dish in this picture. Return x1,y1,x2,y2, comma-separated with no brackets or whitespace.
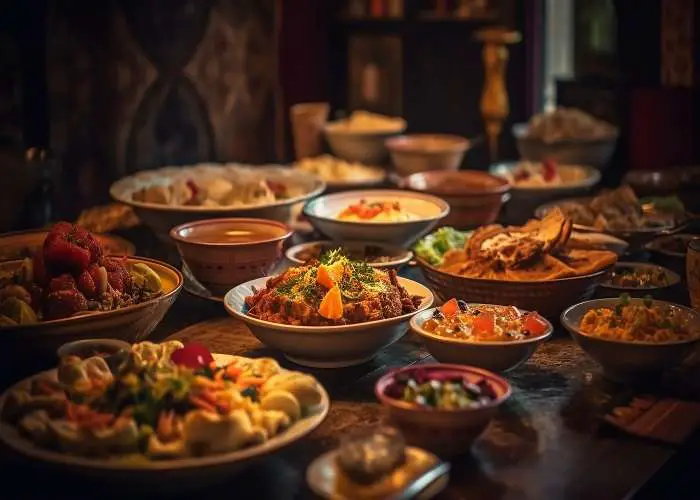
245,252,422,326
429,208,617,281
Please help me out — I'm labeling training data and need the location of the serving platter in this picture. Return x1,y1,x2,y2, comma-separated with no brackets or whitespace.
0,353,330,486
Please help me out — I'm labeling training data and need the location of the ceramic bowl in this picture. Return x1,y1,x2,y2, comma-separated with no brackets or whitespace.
375,364,511,456
224,276,434,368
0,257,182,358
489,161,601,224
512,123,618,170
385,134,471,176
56,338,131,360
410,305,553,372
285,240,413,269
110,164,325,241
401,171,510,230
303,190,450,248
170,218,292,296
561,298,700,382
323,118,406,164
623,170,682,198
595,262,681,300
645,233,700,277
0,230,135,261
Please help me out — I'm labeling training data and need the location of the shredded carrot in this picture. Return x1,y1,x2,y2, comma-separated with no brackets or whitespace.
238,376,266,387
189,395,217,413
225,365,242,379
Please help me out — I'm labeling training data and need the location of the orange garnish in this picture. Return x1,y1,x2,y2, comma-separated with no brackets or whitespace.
319,285,343,320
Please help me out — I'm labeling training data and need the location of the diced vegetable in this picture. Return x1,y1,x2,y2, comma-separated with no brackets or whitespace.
318,285,343,320
523,313,548,336
440,298,459,317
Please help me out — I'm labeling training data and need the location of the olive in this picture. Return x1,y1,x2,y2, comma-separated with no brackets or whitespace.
458,300,469,311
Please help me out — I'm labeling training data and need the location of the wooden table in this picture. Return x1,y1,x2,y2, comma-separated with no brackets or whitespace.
1,227,698,500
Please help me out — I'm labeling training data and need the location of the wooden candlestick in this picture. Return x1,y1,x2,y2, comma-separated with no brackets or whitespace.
475,28,521,162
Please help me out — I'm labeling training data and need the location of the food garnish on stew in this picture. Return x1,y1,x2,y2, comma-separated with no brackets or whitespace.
422,299,549,342
579,294,698,343
423,208,617,281
337,200,417,222
245,252,422,326
1,341,324,460
605,267,669,288
0,222,162,326
384,368,498,410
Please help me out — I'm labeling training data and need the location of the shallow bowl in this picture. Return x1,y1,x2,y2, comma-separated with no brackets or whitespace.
385,134,471,176
224,276,434,368
375,364,511,456
645,233,700,277
410,305,553,372
595,262,681,300
170,218,292,296
561,298,700,383
303,189,449,248
323,119,406,164
401,170,510,229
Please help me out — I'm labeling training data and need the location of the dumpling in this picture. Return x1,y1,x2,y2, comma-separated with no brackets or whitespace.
48,418,139,456
201,178,234,204
147,435,187,459
262,372,322,409
57,356,113,399
260,390,301,421
183,409,266,455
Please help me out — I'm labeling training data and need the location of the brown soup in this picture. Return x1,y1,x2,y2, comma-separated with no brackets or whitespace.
177,221,288,244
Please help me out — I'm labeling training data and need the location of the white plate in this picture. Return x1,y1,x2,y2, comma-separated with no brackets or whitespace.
0,354,329,485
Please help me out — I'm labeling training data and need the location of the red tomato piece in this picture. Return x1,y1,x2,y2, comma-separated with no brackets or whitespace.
524,313,548,335
440,298,459,317
473,312,495,335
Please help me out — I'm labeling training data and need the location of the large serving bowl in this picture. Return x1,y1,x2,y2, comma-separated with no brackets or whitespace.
0,229,135,261
170,218,292,296
561,298,700,383
417,258,612,319
595,262,681,300
512,123,618,170
385,134,471,176
535,197,683,250
489,161,600,223
224,276,434,368
0,257,182,358
0,353,329,489
285,240,413,270
303,190,450,248
323,118,406,164
401,171,510,230
375,364,511,456
410,305,553,372
110,164,325,240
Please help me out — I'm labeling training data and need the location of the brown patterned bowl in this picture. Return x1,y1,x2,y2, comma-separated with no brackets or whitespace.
401,171,510,230
417,258,612,319
375,364,511,457
170,218,292,296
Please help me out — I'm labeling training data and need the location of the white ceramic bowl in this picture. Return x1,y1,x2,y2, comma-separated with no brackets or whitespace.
303,190,450,248
225,276,434,368
285,240,413,269
323,119,407,164
490,161,601,223
385,134,471,176
410,305,553,372
110,164,325,241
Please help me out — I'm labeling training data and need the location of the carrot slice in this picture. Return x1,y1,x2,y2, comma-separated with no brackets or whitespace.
440,298,459,317
238,376,266,387
319,285,343,320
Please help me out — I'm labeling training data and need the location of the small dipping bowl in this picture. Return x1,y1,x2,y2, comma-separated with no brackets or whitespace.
385,134,471,176
170,218,292,295
596,262,681,301
57,338,131,360
375,363,511,456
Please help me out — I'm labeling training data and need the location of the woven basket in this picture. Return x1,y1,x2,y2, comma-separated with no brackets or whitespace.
417,259,612,319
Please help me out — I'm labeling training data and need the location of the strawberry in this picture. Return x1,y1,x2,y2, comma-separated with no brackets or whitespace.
43,222,103,274
44,289,88,320
77,270,97,299
48,274,77,292
102,257,132,294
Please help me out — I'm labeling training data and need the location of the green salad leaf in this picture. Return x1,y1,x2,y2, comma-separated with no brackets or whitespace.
413,227,471,266
640,195,685,214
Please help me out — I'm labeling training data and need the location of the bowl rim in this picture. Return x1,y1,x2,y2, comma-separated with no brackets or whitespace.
224,275,434,333
511,122,620,143
284,240,414,268
323,118,407,136
560,297,700,347
599,262,681,291
0,230,136,259
410,304,553,346
374,363,512,414
56,338,132,359
384,134,471,154
169,218,293,248
401,170,511,197
109,165,326,213
645,233,700,258
302,189,451,226
488,162,602,192
417,256,614,286
0,256,183,330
